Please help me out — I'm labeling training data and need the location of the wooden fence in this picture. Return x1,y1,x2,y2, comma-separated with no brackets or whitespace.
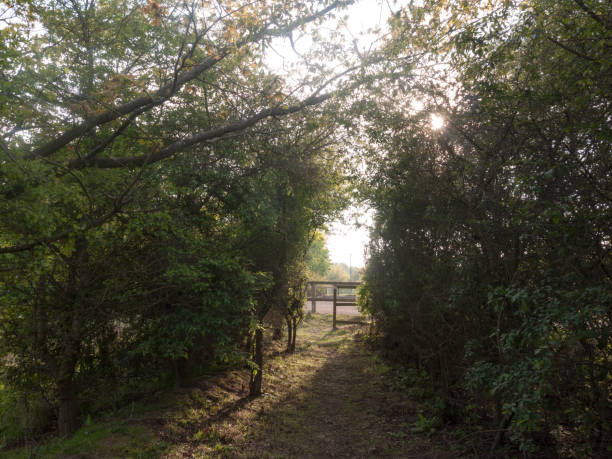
306,281,362,329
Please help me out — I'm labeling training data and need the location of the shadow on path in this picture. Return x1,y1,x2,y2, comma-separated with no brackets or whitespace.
212,315,456,458
161,314,457,458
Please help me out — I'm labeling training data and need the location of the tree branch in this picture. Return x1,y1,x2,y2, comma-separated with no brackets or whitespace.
24,1,353,161
25,53,225,160
545,34,596,62
0,208,122,254
572,0,612,30
72,93,332,169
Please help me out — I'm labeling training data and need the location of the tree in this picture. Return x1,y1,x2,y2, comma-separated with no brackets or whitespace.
0,0,355,436
232,115,347,395
326,263,350,282
1,0,354,254
305,232,331,279
358,0,611,454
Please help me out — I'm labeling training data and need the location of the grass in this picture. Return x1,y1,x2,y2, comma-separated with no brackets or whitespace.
1,313,458,458
1,423,167,459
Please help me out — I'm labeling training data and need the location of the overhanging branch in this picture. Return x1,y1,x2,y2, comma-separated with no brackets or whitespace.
23,1,353,161
71,93,332,169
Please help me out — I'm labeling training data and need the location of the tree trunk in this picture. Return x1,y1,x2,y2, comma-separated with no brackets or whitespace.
244,332,252,354
56,234,88,436
57,373,77,436
249,327,263,396
56,324,80,436
286,317,293,351
172,359,181,388
291,316,297,352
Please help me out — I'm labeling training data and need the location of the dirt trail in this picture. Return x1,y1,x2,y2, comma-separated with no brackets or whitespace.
6,314,459,458
162,314,455,458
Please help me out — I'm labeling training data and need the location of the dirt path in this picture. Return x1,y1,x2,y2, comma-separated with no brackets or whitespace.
4,314,459,458
161,314,456,458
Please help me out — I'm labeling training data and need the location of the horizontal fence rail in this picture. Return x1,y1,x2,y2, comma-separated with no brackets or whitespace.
306,281,362,329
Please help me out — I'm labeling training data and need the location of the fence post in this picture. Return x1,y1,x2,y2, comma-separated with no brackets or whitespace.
333,286,337,330
311,282,316,313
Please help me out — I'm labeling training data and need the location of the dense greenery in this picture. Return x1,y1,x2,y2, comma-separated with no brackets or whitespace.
305,232,332,280
359,0,611,455
0,0,352,443
326,262,361,282
1,0,610,456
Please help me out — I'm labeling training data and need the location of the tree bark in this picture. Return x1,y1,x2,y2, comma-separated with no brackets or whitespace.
56,235,88,435
249,327,263,396
291,317,298,352
286,317,293,351
57,372,77,436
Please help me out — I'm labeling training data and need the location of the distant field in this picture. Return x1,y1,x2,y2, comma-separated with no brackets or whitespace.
303,300,360,316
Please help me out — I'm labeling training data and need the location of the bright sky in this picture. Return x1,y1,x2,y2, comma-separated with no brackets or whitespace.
327,213,372,268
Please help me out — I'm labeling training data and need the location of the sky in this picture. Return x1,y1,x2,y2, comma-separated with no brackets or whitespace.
327,214,371,268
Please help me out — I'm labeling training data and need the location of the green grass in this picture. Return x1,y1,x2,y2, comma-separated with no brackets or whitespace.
3,313,455,458
0,421,167,459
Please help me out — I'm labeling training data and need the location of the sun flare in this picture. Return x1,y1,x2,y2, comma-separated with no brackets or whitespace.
431,114,444,130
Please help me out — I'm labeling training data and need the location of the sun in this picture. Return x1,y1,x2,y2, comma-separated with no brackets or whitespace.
431,114,444,130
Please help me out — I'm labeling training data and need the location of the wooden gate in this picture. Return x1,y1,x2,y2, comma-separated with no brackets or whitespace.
306,281,362,329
